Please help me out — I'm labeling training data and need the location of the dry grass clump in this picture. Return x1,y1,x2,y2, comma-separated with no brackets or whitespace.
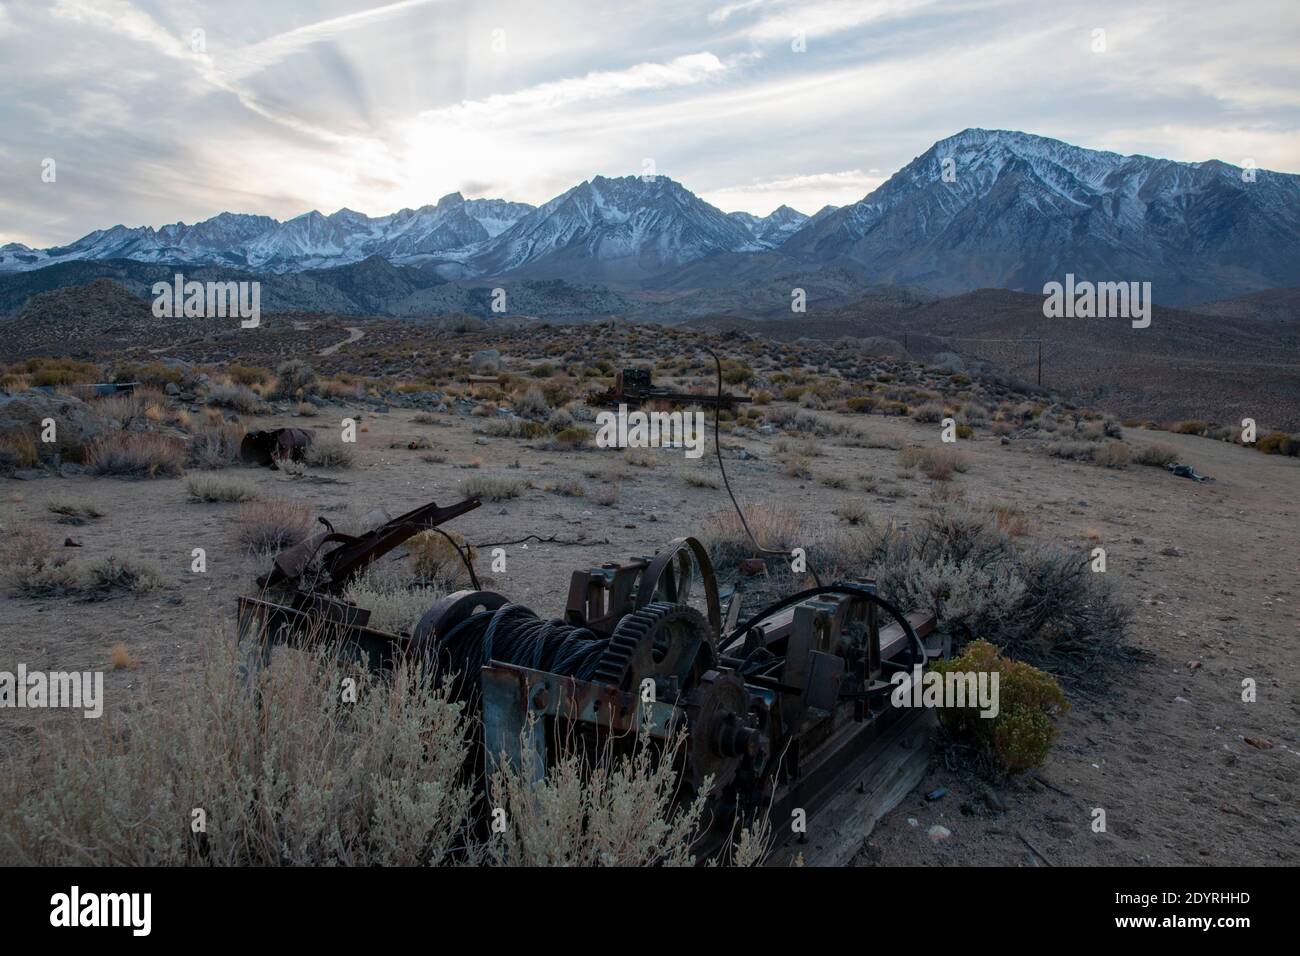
590,483,621,507
206,383,265,415
345,568,447,635
682,470,720,489
234,497,314,552
548,426,590,450
698,503,805,574
834,499,871,526
110,642,138,670
1047,439,1130,468
186,474,259,503
461,473,527,501
305,440,355,469
488,722,763,866
512,386,550,420
0,430,39,469
985,501,1029,537
189,421,246,469
898,445,970,481
548,478,586,496
406,529,477,587
1255,431,1300,456
483,418,548,439
911,402,944,423
3,538,162,599
271,359,318,400
46,497,106,524
1133,441,1180,467
86,432,187,478
623,446,657,467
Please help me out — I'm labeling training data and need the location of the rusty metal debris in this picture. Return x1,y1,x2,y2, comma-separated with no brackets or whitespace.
239,427,314,468
237,495,943,857
590,367,750,411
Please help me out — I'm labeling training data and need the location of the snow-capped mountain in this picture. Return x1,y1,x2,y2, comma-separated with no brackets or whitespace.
0,194,535,274
5,129,1299,303
469,175,762,280
728,205,810,248
779,128,1300,302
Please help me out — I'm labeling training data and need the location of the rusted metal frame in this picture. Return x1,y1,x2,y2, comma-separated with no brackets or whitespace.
266,496,482,592
635,537,722,637
236,595,408,673
479,661,681,779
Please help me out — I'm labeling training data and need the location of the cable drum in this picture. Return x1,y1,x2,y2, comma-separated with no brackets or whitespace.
427,601,614,701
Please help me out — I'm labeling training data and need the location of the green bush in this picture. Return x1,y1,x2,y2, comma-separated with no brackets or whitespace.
931,640,1069,773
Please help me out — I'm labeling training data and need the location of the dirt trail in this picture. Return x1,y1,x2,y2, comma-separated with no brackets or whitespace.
318,326,364,356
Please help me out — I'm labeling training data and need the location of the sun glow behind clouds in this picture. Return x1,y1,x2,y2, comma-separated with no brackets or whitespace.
2,0,1299,245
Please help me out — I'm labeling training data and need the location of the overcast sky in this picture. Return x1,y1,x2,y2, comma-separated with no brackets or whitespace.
2,0,1298,247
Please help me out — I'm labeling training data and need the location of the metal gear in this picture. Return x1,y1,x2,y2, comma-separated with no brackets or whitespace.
590,601,714,694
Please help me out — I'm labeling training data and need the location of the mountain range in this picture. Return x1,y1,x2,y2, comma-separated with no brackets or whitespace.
3,129,1299,306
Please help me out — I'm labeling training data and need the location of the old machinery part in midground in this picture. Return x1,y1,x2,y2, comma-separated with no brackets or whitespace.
236,496,944,857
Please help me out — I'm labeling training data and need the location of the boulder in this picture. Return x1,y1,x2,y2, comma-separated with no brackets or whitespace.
469,349,502,373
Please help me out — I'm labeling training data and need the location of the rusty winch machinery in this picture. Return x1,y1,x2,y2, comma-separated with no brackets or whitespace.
237,495,943,852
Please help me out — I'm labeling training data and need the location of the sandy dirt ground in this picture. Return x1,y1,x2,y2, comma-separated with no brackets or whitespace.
2,402,1296,866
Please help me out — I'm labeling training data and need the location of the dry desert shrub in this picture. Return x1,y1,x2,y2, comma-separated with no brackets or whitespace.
806,503,1129,685
0,639,767,866
623,446,657,467
205,382,265,414
682,470,720,489
512,386,550,420
487,718,769,867
345,568,446,635
591,483,620,507
698,502,804,573
189,420,246,469
1047,439,1129,468
1093,441,1131,468
834,498,871,526
0,430,39,469
45,496,106,523
548,426,590,449
186,474,258,503
305,439,355,469
110,641,138,670
1133,441,1180,467
406,528,477,588
898,445,970,481
86,432,186,478
234,497,314,552
0,641,477,866
911,401,944,423
3,539,162,599
461,473,526,501
271,359,318,400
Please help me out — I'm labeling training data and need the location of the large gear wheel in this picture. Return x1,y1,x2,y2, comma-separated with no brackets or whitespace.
590,601,714,694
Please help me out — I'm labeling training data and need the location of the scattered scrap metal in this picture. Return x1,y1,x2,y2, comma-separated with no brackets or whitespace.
1167,462,1213,482
590,367,751,411
239,427,314,468
238,495,944,857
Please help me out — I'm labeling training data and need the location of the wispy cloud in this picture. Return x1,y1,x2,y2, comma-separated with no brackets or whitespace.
421,52,734,123
220,0,451,81
3,0,1299,247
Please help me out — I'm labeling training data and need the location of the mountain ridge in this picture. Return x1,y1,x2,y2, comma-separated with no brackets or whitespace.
4,129,1299,303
